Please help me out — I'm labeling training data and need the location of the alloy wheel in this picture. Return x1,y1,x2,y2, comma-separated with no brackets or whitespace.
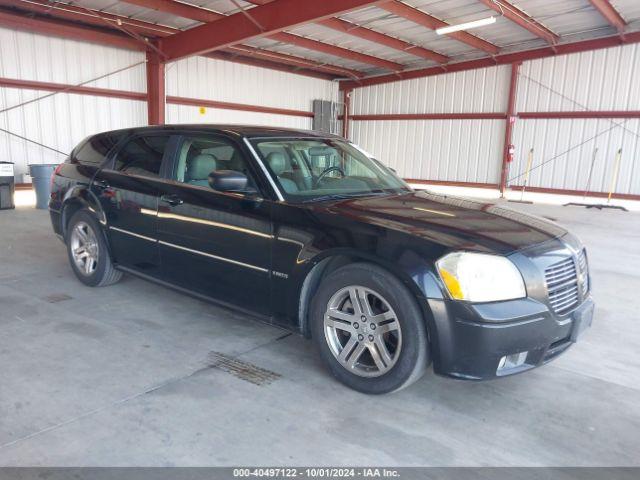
70,221,100,276
324,285,402,377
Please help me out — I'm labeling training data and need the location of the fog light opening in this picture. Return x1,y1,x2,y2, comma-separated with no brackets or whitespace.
497,351,528,374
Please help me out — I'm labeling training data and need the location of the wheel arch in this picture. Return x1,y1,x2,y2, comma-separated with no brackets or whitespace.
60,186,106,238
297,249,438,348
59,186,116,262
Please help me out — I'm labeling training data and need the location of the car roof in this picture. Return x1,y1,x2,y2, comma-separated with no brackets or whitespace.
98,124,342,140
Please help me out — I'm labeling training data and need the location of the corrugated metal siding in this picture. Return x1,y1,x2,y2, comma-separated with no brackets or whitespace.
165,55,339,114
510,43,640,195
0,88,146,177
350,119,504,183
0,27,147,178
0,27,146,91
517,44,640,112
349,44,640,196
349,65,508,184
511,118,640,195
351,65,510,115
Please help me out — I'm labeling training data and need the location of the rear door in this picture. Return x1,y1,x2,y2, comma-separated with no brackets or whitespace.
156,133,273,316
93,133,175,275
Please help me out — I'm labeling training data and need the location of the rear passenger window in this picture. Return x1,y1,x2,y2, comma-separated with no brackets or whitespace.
173,135,257,192
114,135,170,177
72,133,122,166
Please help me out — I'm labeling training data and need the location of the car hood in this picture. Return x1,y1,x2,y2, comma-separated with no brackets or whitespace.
324,190,568,255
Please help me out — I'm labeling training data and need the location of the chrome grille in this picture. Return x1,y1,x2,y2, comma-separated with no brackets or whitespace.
577,249,589,295
545,257,579,315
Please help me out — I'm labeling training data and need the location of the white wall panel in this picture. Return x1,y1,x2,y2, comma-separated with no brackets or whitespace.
166,56,339,114
511,118,640,195
516,44,640,112
350,119,505,183
351,65,511,115
0,88,146,177
0,27,146,92
0,27,147,178
349,43,640,197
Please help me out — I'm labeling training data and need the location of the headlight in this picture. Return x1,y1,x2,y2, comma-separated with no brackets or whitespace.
436,252,526,302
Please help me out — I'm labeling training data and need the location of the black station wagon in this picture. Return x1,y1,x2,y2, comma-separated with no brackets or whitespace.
49,125,594,393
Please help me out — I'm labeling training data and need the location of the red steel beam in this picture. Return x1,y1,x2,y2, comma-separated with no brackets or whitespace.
128,0,401,70
589,0,627,33
379,1,500,55
347,112,506,121
205,51,339,81
0,0,176,36
0,76,316,118
269,32,403,71
500,62,521,196
519,111,640,119
316,17,449,64
157,0,384,61
0,9,146,51
122,0,403,70
342,89,353,138
146,51,165,125
477,0,559,45
0,76,147,101
0,2,361,80
342,111,640,121
246,0,448,64
340,30,640,89
223,45,364,79
166,96,314,118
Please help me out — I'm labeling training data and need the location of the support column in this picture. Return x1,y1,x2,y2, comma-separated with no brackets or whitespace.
341,88,352,139
146,50,165,125
500,61,521,196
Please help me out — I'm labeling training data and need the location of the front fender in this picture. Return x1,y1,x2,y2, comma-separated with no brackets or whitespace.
292,247,445,351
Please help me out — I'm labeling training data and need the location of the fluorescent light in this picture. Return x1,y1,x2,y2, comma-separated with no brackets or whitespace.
436,16,496,35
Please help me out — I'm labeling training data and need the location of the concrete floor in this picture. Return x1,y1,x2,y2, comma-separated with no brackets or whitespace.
0,202,639,467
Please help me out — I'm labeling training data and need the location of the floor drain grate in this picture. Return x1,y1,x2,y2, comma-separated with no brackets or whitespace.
208,352,281,386
45,293,73,303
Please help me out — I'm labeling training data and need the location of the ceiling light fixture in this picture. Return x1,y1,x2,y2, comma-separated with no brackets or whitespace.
436,16,497,35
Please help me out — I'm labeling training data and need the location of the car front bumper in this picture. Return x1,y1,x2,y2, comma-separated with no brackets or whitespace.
428,295,595,380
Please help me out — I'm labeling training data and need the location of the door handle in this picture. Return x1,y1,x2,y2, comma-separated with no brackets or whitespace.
160,194,184,206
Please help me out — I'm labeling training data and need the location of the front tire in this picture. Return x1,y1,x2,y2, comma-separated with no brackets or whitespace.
311,263,429,394
66,210,122,287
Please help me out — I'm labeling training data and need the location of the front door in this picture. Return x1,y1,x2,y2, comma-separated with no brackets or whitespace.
156,133,273,316
93,133,174,275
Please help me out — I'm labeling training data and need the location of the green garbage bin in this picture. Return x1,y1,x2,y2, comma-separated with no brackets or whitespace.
29,164,57,210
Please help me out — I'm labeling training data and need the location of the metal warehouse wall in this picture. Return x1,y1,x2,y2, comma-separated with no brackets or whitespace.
511,45,640,196
349,44,640,197
166,56,339,129
0,27,340,180
350,119,505,184
350,65,510,183
0,27,147,179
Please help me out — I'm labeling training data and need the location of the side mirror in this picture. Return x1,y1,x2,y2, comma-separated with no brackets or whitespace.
208,170,248,192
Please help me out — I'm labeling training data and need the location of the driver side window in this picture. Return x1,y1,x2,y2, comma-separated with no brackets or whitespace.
173,136,257,192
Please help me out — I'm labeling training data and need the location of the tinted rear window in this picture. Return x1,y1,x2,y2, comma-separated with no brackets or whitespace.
72,133,123,166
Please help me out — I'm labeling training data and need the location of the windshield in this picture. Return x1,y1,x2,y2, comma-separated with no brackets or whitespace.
250,138,411,202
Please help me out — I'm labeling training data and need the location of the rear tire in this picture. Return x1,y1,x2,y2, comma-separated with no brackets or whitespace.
310,263,429,394
66,210,122,287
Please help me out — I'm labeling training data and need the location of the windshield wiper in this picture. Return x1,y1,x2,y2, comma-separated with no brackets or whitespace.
301,190,392,203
